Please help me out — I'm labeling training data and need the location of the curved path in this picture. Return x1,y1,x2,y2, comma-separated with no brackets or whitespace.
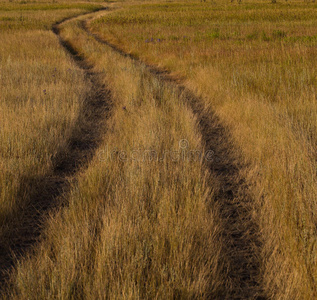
1,7,265,299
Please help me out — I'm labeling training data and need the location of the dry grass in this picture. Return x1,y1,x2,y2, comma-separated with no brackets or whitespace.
1,1,317,299
88,2,317,298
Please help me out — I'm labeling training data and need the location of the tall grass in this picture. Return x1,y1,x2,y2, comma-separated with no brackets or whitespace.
89,1,317,298
5,15,227,299
0,2,100,268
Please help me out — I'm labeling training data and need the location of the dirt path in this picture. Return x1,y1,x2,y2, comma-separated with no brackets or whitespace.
82,16,265,299
1,8,265,299
0,9,111,289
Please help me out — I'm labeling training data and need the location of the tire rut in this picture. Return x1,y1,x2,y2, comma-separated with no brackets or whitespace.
82,16,265,299
0,10,111,290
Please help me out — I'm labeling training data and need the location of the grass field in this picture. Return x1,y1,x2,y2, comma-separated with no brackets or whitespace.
1,0,317,299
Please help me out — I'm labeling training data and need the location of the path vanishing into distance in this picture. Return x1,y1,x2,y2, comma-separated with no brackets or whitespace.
0,7,265,299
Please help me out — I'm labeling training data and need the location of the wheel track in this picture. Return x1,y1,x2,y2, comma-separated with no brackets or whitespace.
0,8,111,291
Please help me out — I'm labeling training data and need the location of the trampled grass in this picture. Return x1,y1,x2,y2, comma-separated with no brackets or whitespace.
89,1,317,298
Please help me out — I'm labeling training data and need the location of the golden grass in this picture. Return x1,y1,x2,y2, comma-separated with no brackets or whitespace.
89,1,317,299
1,1,317,299
4,15,227,299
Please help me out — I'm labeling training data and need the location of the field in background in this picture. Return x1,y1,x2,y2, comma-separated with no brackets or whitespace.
90,2,317,299
0,0,316,299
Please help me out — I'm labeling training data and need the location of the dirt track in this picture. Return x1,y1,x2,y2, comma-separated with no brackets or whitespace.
1,9,264,299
